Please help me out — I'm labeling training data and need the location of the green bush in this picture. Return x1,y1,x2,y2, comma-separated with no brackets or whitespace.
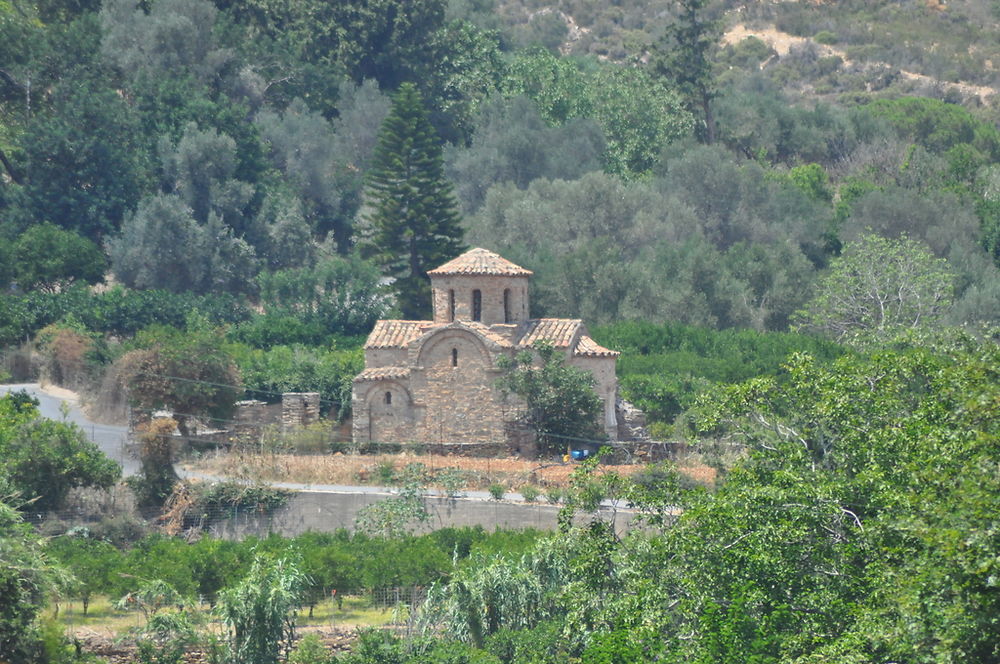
813,30,838,45
520,485,540,503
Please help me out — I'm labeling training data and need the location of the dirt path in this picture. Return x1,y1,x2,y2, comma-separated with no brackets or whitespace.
722,23,997,101
39,381,83,403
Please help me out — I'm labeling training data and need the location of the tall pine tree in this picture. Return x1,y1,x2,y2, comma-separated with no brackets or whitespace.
361,83,465,319
653,0,720,144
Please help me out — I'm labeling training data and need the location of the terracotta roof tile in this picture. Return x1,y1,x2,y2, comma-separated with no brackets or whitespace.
466,322,514,347
364,320,432,349
574,335,620,358
516,318,582,349
427,248,533,277
354,367,410,382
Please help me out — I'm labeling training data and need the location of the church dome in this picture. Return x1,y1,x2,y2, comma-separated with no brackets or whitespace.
427,248,533,277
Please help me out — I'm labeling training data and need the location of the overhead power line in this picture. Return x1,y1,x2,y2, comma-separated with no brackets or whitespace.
133,371,344,407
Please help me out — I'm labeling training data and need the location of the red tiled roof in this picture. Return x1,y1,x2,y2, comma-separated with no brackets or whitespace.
516,318,582,349
354,366,410,382
466,322,514,347
427,248,533,277
574,335,620,358
364,318,615,357
364,320,431,349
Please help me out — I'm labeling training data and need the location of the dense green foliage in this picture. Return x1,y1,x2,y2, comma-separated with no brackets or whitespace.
0,391,120,514
592,320,845,425
0,483,68,663
219,556,307,664
795,233,956,343
394,331,1000,663
43,526,544,611
2,0,1000,359
121,322,243,435
497,342,605,452
3,4,1000,659
0,286,252,347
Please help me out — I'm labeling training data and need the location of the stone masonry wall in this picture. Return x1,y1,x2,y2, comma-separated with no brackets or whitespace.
365,346,409,368
353,379,416,443
567,354,619,439
431,275,530,325
282,392,320,432
410,328,511,443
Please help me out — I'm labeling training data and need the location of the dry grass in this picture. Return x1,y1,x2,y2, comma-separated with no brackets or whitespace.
183,450,715,491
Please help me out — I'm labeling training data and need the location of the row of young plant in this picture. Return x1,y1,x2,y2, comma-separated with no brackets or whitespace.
48,527,543,618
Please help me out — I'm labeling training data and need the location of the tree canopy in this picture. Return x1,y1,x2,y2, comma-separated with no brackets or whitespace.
497,341,605,455
0,391,120,514
360,83,465,318
795,233,956,343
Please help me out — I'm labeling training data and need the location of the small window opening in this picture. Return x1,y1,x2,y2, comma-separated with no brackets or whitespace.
503,289,511,323
451,348,459,367
472,289,482,321
384,391,392,405
448,289,455,322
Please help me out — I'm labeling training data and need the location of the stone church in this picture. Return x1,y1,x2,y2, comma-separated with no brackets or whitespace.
351,248,621,449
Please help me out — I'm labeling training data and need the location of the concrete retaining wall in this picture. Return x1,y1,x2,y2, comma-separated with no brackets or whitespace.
207,490,637,539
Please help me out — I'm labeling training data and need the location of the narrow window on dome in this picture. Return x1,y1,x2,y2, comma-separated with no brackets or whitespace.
384,391,392,405
472,290,482,321
503,289,511,323
448,289,455,321
452,348,459,367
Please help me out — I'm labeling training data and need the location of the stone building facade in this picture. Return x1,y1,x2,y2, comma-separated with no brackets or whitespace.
351,248,620,449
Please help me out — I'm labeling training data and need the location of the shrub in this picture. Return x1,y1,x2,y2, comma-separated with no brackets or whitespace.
288,633,331,664
520,485,540,503
813,30,838,45
545,488,564,504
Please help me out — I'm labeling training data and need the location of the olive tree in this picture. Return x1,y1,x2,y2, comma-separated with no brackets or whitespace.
795,233,955,343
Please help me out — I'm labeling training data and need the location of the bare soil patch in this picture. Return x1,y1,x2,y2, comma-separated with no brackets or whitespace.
723,23,997,101
71,626,355,664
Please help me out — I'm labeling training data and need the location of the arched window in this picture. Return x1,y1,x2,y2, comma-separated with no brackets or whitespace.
451,348,459,367
472,289,482,321
384,391,392,405
448,289,455,322
503,288,511,323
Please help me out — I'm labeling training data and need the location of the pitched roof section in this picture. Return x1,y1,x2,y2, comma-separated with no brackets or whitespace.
354,366,410,382
574,335,620,358
364,320,431,349
517,318,582,349
427,248,533,277
364,318,618,357
466,322,515,348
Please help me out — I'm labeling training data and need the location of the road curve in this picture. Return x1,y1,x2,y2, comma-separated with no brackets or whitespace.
0,383,137,476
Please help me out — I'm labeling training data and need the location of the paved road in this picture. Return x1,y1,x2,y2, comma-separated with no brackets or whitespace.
1,383,138,476
173,467,547,503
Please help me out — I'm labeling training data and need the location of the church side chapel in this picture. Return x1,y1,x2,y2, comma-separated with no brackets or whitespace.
351,248,621,452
